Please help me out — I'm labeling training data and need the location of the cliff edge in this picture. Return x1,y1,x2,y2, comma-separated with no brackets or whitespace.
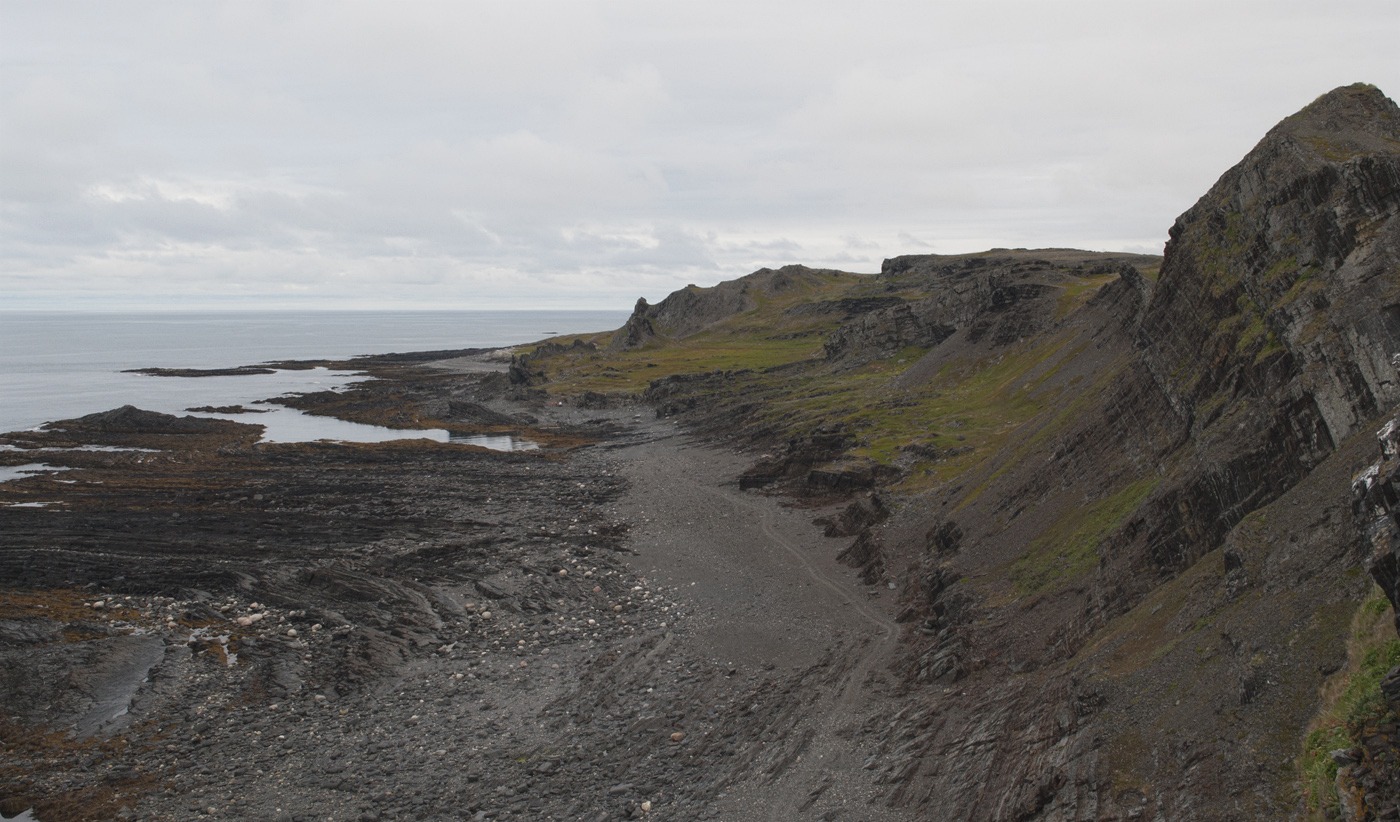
537,83,1400,821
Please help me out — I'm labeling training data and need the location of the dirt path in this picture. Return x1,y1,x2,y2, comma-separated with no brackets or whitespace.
616,426,912,821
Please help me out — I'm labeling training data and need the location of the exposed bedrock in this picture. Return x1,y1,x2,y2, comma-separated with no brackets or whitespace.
1355,415,1400,633
823,252,1156,368
611,265,849,351
863,83,1400,820
554,85,1400,820
508,337,596,385
734,426,858,492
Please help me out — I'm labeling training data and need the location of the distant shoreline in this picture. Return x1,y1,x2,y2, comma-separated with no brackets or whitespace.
0,309,625,436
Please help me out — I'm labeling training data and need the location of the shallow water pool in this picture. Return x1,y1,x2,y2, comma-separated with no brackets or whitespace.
450,434,541,451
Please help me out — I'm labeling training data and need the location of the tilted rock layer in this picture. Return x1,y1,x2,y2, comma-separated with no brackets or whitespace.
866,82,1400,822
593,83,1400,820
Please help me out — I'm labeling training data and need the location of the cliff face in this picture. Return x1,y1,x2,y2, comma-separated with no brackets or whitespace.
863,83,1400,821
1144,83,1400,447
535,83,1400,820
824,251,1156,368
1357,418,1400,631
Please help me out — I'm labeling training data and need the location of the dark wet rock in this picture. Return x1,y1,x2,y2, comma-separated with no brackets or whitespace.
415,399,522,426
0,619,62,646
185,404,270,414
125,366,279,377
55,405,247,434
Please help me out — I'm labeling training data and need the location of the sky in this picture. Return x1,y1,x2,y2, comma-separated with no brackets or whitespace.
2,1,1397,311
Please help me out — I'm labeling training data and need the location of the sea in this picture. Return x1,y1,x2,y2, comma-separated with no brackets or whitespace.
0,310,628,443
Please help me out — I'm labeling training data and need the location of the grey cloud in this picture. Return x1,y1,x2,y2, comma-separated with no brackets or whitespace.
1,1,1397,308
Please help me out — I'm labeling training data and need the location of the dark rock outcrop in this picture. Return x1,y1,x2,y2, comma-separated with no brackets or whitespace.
607,297,662,352
1356,414,1400,633
643,371,739,419
56,405,244,435
784,295,904,319
806,457,896,492
415,398,524,426
610,265,853,351
1343,411,1400,822
822,494,889,538
509,338,596,385
736,426,855,491
1138,81,1400,454
823,252,1156,368
837,529,886,583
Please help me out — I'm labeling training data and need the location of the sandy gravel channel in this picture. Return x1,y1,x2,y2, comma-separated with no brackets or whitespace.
612,425,912,822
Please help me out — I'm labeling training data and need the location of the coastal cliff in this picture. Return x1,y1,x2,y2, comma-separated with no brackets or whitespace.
2,83,1398,822
524,83,1400,820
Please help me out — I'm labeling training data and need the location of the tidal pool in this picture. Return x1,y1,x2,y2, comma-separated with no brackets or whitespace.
450,434,541,451
0,463,73,484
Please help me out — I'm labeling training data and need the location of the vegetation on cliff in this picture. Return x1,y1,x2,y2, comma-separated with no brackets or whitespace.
510,83,1400,820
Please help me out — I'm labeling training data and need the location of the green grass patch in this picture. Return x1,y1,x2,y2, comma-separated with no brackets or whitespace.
1263,256,1299,285
1011,477,1160,596
536,272,867,396
847,338,1073,471
1233,313,1268,356
542,327,833,395
1298,590,1400,819
952,345,1117,505
527,255,1161,499
1254,330,1285,364
1054,272,1121,319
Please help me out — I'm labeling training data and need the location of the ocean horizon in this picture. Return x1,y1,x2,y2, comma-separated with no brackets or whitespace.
0,309,629,436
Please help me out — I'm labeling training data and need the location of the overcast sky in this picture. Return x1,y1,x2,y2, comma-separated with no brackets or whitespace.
2,1,1396,310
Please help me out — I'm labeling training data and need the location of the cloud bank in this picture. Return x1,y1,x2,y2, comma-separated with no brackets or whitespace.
2,1,1396,309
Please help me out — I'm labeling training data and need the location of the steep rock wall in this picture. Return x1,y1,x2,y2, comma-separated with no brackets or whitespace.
874,83,1400,820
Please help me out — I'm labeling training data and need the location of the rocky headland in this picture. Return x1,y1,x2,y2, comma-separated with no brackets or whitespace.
2,83,1399,822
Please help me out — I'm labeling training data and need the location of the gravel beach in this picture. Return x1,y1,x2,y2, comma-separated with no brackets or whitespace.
0,364,917,822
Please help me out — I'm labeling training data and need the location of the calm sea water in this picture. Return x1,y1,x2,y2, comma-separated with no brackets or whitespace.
0,310,627,439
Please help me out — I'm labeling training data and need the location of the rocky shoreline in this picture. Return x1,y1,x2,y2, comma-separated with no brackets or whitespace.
0,355,915,822
7,83,1400,822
